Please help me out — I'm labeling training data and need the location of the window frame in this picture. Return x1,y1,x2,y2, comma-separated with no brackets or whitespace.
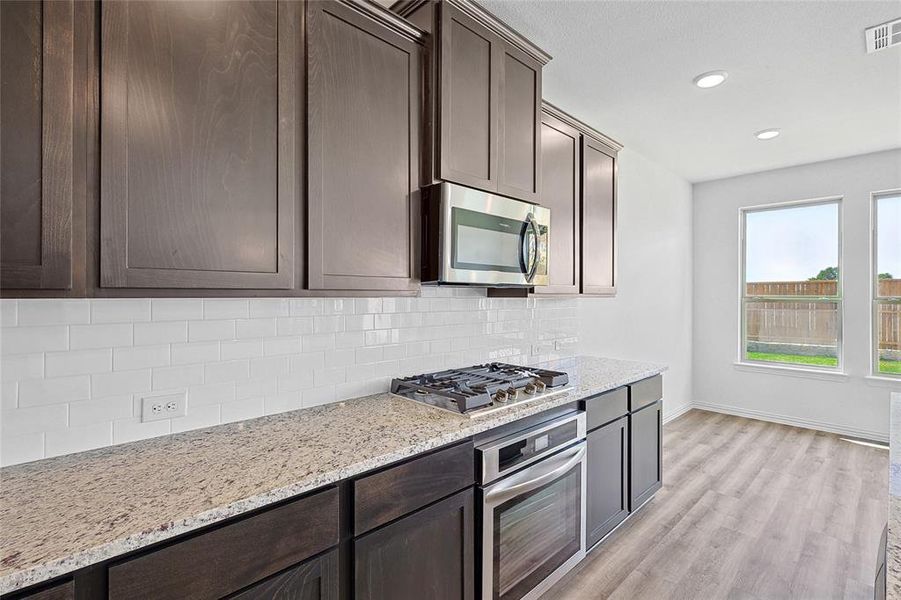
738,196,844,372
871,189,901,379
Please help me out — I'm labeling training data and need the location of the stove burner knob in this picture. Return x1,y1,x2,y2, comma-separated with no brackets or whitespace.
524,383,538,395
506,387,520,400
535,381,547,392
493,389,508,403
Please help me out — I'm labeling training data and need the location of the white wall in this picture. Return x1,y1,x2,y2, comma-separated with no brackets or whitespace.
693,149,901,441
579,147,695,420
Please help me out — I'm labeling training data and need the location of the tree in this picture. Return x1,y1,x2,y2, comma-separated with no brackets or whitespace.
809,266,839,281
879,272,894,280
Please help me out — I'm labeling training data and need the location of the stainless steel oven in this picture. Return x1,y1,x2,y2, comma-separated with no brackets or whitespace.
477,412,587,600
421,182,550,287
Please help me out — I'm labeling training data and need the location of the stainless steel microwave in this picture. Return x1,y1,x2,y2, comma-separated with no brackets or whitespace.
421,182,550,287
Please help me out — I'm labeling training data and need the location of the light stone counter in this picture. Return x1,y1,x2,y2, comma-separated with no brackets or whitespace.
888,392,901,599
0,355,665,594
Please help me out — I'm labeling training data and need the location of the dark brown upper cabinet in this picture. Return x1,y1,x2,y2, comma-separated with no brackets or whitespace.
533,108,581,295
99,1,300,289
306,0,423,291
581,135,618,296
1,0,77,291
400,0,548,202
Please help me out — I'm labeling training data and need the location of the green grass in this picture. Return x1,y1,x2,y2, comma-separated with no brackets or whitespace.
746,352,838,367
747,351,901,374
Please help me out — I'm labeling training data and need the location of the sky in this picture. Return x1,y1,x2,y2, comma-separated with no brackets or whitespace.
745,197,901,282
878,195,901,278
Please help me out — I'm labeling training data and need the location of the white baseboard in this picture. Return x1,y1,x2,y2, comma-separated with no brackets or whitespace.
662,402,693,425
690,401,888,444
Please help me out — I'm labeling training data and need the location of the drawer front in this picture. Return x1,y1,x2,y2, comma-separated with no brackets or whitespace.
6,580,74,600
108,487,339,600
630,375,662,412
584,386,628,431
354,441,474,536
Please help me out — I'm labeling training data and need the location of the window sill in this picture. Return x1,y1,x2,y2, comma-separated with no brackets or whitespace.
733,361,849,382
864,375,901,388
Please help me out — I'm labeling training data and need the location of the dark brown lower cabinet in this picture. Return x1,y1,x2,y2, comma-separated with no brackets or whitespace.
230,550,338,600
586,415,629,548
354,487,474,600
3,580,73,600
630,399,663,510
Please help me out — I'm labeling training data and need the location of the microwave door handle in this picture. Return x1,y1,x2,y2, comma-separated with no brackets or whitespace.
484,444,586,506
521,215,540,282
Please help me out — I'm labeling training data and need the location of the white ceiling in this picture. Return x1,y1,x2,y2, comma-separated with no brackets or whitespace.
479,0,901,182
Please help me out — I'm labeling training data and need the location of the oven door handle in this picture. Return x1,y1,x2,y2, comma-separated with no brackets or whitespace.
484,443,585,506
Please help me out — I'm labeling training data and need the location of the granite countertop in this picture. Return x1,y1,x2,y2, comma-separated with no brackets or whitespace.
888,392,901,600
0,355,665,594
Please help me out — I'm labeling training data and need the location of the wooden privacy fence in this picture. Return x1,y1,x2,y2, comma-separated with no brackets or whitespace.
746,280,901,352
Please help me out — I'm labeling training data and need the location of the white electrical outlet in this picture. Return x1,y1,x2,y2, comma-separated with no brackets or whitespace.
141,392,186,422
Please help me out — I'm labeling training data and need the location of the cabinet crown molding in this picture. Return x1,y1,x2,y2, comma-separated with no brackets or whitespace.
542,101,624,153
342,0,428,43
393,0,552,64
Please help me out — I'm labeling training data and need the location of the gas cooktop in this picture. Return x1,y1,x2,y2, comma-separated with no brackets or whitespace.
390,363,570,418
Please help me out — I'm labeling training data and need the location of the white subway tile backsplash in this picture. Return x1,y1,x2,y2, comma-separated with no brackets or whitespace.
18,300,91,326
1,431,43,466
1,326,68,355
45,348,110,377
2,353,44,381
151,299,203,322
152,365,203,390
71,323,132,350
45,422,113,458
114,345,170,371
93,369,152,398
0,289,578,465
134,321,187,346
19,376,91,407
203,299,249,320
171,341,220,365
91,299,151,323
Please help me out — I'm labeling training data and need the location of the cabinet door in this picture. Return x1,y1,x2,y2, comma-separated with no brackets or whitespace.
581,136,617,295
586,416,629,548
1,0,75,290
307,0,420,291
355,488,474,600
630,399,662,510
4,579,74,600
533,111,580,295
100,1,298,289
437,2,499,192
230,550,338,600
496,42,541,202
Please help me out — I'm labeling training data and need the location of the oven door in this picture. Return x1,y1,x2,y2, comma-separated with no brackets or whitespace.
481,442,586,600
436,183,549,286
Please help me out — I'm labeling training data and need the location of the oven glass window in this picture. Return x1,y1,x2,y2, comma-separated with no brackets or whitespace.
452,208,525,273
493,467,581,600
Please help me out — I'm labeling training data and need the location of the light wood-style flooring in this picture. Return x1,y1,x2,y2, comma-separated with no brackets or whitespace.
545,409,889,600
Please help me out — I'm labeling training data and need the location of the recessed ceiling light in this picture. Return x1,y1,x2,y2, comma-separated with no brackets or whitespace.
693,70,728,88
755,129,781,140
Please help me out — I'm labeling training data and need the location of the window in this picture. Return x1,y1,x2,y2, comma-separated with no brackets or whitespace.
740,198,842,370
874,192,901,377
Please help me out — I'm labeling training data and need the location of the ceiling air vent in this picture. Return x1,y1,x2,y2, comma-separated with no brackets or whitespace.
866,18,901,53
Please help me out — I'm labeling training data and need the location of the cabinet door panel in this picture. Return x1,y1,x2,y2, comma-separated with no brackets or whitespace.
630,400,662,510
1,0,74,290
307,0,420,291
497,44,540,202
581,137,616,295
100,0,297,289
438,3,498,191
355,488,474,600
533,111,579,294
586,416,629,548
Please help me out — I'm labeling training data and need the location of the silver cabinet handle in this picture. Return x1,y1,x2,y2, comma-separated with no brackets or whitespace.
485,443,585,505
